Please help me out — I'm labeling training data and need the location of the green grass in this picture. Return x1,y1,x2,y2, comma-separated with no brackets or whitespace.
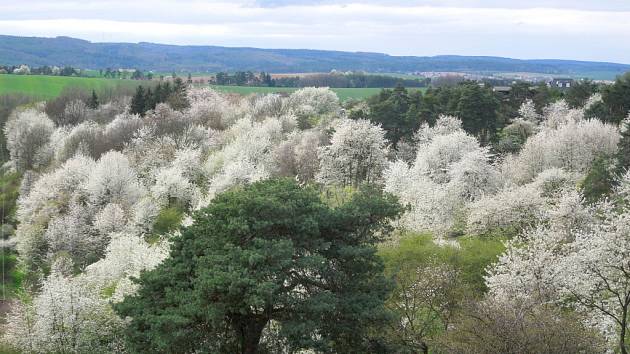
0,74,141,99
0,74,424,101
209,85,425,101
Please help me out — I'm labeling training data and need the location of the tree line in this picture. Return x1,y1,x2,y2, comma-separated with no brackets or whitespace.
350,74,630,149
213,71,430,88
130,78,189,115
0,64,80,76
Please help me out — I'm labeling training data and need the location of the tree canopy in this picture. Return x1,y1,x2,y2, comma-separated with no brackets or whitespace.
115,179,402,353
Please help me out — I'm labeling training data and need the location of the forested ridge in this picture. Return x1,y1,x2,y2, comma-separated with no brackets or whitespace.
2,35,630,76
1,72,630,353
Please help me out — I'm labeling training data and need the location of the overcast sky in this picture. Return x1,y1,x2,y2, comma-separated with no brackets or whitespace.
1,0,629,63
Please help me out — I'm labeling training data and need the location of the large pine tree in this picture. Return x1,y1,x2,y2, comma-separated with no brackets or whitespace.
115,179,402,354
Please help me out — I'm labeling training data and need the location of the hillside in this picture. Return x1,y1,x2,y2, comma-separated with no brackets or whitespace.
1,35,629,78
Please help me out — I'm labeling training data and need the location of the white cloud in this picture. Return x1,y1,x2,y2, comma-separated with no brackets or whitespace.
1,1,629,63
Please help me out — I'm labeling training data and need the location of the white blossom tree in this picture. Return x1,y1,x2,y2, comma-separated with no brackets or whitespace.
486,172,630,353
317,119,388,187
558,206,630,354
518,99,540,124
286,87,340,117
4,233,168,353
503,117,619,184
385,115,499,235
85,151,145,208
4,109,55,171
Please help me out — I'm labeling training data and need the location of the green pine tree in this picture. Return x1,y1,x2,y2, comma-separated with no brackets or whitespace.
617,121,630,173
581,155,616,204
87,89,99,109
130,85,146,115
115,179,402,354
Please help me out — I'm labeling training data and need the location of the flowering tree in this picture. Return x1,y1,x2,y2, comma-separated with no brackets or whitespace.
4,233,168,353
518,99,540,124
317,119,388,187
486,172,630,353
85,151,145,208
271,130,324,182
558,206,630,354
286,87,339,117
4,109,55,171
385,116,499,235
504,117,619,184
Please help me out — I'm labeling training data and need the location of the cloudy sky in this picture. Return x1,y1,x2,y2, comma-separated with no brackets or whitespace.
1,0,629,63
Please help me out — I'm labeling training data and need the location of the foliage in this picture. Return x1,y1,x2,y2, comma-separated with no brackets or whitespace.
503,107,619,184
439,298,605,354
151,206,184,237
214,71,429,88
379,233,504,353
87,90,99,109
597,72,630,124
4,233,168,353
565,79,599,108
2,77,630,353
420,82,500,143
495,118,536,154
0,172,21,228
0,94,35,163
617,116,630,173
115,179,402,353
363,85,426,146
579,155,616,203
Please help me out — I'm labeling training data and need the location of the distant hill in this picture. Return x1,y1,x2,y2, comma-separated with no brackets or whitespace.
1,35,629,79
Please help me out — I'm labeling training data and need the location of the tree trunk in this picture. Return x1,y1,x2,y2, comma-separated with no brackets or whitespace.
420,341,429,354
620,305,628,354
238,318,267,354
621,323,627,354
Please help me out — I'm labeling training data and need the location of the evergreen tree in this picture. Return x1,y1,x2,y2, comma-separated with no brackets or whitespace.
115,179,402,354
167,78,190,110
87,90,99,109
455,82,500,144
144,87,154,112
617,120,630,173
130,85,146,115
533,83,562,111
599,72,630,124
581,155,616,204
565,80,598,108
365,85,419,147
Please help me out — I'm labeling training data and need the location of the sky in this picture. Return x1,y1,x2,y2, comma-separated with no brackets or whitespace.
1,0,629,63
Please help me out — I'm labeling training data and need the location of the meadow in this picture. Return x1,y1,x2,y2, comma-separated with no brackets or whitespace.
0,75,428,101
209,85,425,100
0,74,141,99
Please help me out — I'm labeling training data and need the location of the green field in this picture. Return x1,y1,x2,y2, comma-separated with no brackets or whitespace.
0,74,424,101
0,74,141,99
210,85,425,101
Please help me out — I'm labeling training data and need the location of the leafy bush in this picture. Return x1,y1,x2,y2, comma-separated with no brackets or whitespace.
151,206,184,237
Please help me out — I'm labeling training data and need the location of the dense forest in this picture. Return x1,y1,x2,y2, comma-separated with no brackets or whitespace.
2,35,630,76
1,72,630,353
